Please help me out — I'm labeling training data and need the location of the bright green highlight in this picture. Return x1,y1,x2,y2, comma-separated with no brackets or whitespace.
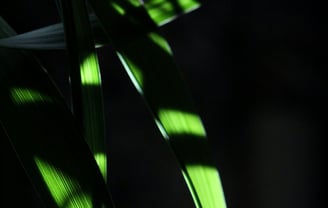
148,33,172,54
145,0,201,26
176,0,200,10
10,88,52,104
110,0,142,16
146,0,174,25
185,164,227,208
117,52,144,94
34,157,92,208
127,0,141,7
94,153,107,182
65,193,93,208
80,54,101,85
111,2,126,15
158,109,206,137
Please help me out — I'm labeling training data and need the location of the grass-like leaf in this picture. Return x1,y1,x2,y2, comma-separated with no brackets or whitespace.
117,33,227,208
87,1,226,207
0,17,113,208
56,0,108,183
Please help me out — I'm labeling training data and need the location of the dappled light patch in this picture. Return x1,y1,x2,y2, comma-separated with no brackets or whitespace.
10,88,53,105
34,157,92,208
158,109,206,137
80,53,102,86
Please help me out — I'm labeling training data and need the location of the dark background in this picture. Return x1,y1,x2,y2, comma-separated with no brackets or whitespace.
1,0,325,207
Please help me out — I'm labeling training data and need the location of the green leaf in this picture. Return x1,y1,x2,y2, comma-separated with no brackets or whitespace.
56,0,108,182
143,0,202,26
0,17,113,208
117,33,227,208
87,1,226,207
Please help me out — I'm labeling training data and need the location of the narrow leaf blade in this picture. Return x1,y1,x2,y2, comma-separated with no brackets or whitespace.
57,0,108,182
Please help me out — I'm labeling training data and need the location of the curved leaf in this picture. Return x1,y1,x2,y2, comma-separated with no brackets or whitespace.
87,1,227,207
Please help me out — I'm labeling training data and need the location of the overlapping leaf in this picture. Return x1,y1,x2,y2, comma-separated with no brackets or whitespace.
0,0,226,207
0,17,113,208
87,0,227,207
56,0,108,182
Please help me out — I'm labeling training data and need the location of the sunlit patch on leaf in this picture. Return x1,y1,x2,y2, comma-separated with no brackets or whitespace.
94,153,107,182
80,54,102,86
148,32,172,54
10,88,53,105
34,157,92,208
158,109,206,137
144,0,201,26
111,2,126,15
184,164,226,208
